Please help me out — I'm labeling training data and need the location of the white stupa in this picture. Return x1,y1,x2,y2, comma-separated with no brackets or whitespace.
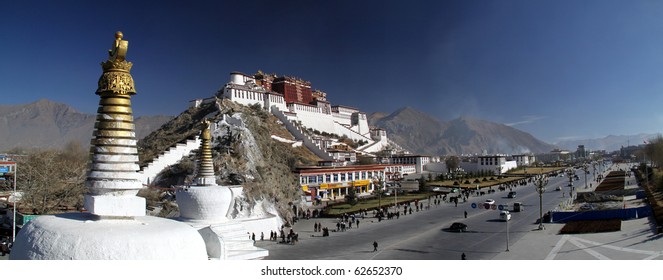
175,120,268,259
10,32,208,260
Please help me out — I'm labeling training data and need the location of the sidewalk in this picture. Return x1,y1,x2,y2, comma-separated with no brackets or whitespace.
493,217,663,260
495,163,663,260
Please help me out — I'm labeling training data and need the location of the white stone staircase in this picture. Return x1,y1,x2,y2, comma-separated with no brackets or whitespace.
271,106,334,161
139,137,201,185
334,121,373,142
210,220,268,260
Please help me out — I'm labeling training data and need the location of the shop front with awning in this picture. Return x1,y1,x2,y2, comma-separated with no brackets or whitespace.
352,180,371,194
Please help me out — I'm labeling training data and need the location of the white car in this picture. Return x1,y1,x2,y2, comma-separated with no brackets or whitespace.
484,199,495,205
500,210,511,221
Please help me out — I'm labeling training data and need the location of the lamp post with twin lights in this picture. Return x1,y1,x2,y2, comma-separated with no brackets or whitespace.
534,173,549,230
565,168,575,198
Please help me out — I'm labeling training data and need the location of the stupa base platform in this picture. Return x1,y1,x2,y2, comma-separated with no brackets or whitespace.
10,213,208,260
84,195,146,217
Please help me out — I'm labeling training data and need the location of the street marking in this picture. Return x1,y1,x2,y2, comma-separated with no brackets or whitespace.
573,237,663,259
545,234,569,260
568,237,610,260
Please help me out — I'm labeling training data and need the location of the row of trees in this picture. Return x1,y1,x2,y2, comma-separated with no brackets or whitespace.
644,135,663,168
12,142,88,215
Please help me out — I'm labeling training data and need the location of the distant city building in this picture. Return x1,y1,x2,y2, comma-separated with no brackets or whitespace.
0,159,16,182
512,154,536,166
537,149,573,163
378,154,431,174
576,145,587,159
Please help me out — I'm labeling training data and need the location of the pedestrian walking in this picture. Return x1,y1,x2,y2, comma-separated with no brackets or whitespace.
464,211,468,218
373,241,378,252
461,252,466,260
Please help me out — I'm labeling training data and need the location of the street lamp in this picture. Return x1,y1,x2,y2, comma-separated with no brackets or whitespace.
506,212,510,252
565,168,575,198
12,162,17,243
534,173,549,230
582,163,589,189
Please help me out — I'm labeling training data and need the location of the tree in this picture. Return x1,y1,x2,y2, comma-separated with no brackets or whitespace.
418,175,426,191
445,156,460,174
357,155,375,165
15,143,87,215
645,135,663,167
345,187,358,206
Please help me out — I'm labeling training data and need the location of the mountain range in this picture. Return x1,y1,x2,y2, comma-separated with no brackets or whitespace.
0,99,172,152
0,100,651,156
554,133,660,152
369,107,558,155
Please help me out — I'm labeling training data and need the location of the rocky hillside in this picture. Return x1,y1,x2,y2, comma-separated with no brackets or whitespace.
138,99,320,221
0,99,172,152
369,107,557,155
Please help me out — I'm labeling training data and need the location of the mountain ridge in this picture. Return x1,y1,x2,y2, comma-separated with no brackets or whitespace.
369,107,557,155
0,99,172,152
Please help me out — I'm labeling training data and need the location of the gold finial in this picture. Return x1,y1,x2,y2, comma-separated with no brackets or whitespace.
201,119,212,141
97,31,135,95
108,31,128,62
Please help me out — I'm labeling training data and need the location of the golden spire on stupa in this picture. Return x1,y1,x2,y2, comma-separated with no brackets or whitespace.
84,31,144,217
194,119,217,186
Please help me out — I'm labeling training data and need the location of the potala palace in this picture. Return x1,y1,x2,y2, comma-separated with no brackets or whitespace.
213,71,405,158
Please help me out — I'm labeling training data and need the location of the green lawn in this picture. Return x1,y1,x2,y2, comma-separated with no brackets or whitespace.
324,193,434,216
426,167,566,190
426,176,526,189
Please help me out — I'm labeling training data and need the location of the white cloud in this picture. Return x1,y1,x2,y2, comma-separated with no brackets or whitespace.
505,115,546,126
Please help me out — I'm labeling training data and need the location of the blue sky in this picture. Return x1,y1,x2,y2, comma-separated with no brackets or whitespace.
2,0,663,143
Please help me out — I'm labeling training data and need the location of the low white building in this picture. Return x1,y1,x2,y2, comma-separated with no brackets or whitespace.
477,155,517,174
379,154,431,174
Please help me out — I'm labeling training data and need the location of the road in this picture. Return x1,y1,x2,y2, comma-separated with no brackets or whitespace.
261,167,599,260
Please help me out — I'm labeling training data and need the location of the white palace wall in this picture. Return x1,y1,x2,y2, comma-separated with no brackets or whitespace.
221,73,380,152
287,103,337,135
